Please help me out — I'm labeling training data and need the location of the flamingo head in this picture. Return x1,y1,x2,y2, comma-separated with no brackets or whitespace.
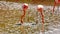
37,5,43,12
22,3,28,10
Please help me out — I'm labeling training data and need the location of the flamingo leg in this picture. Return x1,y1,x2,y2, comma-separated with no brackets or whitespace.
27,11,30,22
40,12,44,32
21,10,26,24
39,9,44,33
53,1,57,15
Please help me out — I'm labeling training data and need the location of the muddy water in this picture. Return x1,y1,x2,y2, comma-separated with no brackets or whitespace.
0,1,60,34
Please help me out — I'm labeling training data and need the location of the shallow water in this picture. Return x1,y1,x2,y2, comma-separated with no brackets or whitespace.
0,1,60,34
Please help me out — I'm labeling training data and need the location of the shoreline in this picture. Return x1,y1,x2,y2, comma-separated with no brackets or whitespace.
0,0,55,6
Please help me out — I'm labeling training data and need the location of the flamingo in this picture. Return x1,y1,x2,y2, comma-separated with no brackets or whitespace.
37,5,44,32
53,0,60,15
21,3,28,24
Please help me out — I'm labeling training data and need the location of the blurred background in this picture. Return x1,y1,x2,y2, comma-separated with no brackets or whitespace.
0,0,60,34
0,0,54,5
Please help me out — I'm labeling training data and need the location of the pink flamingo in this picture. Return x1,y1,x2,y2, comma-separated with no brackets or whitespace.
37,5,44,32
53,0,60,14
21,3,28,24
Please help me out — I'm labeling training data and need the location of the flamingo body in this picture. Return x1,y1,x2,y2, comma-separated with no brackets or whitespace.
37,5,44,32
37,5,44,24
21,3,28,23
53,0,60,14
